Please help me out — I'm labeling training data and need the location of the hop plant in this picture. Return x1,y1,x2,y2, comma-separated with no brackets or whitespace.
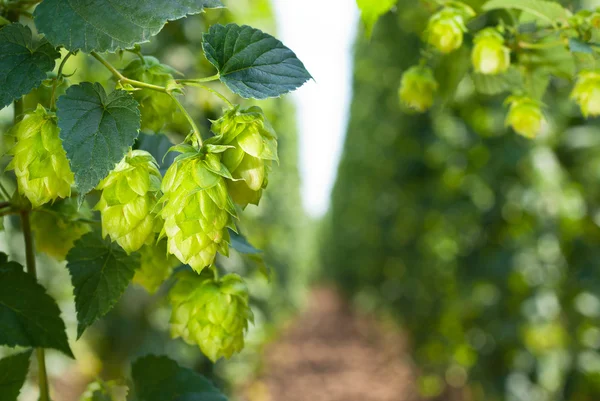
399,66,438,112
133,240,179,293
426,5,474,54
122,56,177,133
6,105,73,207
472,28,511,75
571,70,600,118
505,96,545,139
210,106,278,207
95,150,162,254
160,149,236,272
169,271,253,361
31,198,92,260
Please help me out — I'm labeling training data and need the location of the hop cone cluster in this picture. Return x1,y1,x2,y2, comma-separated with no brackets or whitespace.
505,96,545,139
210,106,278,207
31,198,92,260
160,151,236,272
571,70,600,118
426,4,474,54
95,150,162,254
7,105,73,207
472,28,510,75
169,271,253,361
399,66,438,113
133,240,179,293
122,56,177,133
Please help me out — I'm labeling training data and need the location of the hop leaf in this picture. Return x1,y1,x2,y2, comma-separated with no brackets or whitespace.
31,198,93,260
426,6,473,54
133,239,179,293
505,96,545,139
472,28,511,75
122,57,178,133
571,70,600,118
210,106,278,207
160,151,236,272
6,105,73,207
399,66,438,113
95,149,162,254
169,271,253,361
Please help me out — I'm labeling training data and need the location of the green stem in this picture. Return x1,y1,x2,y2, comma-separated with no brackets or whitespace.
177,74,220,84
170,94,203,147
518,39,566,50
21,211,51,401
50,52,74,110
14,97,23,123
179,82,234,108
90,51,167,93
0,182,11,200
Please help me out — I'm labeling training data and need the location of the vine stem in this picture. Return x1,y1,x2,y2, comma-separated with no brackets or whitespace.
21,211,51,401
178,81,234,108
177,74,220,84
169,94,203,147
50,51,74,110
90,51,167,93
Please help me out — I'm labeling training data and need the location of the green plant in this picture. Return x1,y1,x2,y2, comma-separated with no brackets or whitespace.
0,1,310,399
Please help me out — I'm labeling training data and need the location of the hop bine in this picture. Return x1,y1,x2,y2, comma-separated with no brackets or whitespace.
169,271,253,362
6,105,73,207
399,66,438,113
210,106,278,207
121,56,178,133
95,150,162,254
160,147,237,272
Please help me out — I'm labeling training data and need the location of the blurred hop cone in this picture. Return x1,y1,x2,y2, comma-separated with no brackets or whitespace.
471,28,511,75
210,106,278,207
169,271,254,362
505,96,545,139
31,198,92,260
122,56,178,133
95,149,162,254
426,4,474,54
399,65,438,113
160,152,236,272
571,70,600,117
133,239,179,294
6,105,74,207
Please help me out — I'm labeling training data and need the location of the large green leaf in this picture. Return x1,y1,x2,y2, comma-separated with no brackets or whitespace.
482,0,570,25
356,0,396,37
34,0,223,53
56,82,141,198
0,23,59,109
203,24,312,99
66,231,140,338
131,355,227,401
0,350,32,401
0,254,72,357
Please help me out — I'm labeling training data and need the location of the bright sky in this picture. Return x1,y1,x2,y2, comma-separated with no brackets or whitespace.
272,0,359,217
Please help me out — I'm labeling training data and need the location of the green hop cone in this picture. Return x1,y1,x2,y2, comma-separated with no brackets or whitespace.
160,151,236,272
6,105,74,207
210,106,278,207
95,150,162,254
472,28,510,75
571,70,600,118
31,198,92,260
505,96,545,139
426,5,474,54
399,66,438,113
133,239,179,293
122,56,178,133
169,271,253,361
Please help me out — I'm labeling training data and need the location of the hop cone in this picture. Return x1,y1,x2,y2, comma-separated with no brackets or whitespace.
210,106,278,207
95,150,162,254
471,28,510,75
31,198,92,260
571,70,600,117
133,240,179,293
160,152,236,272
505,96,545,139
7,105,73,207
169,271,253,361
122,56,177,133
399,66,438,113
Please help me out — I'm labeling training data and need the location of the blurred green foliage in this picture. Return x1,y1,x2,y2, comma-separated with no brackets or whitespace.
324,1,600,400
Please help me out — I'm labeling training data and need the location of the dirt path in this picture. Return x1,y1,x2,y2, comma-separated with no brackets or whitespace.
242,288,419,401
